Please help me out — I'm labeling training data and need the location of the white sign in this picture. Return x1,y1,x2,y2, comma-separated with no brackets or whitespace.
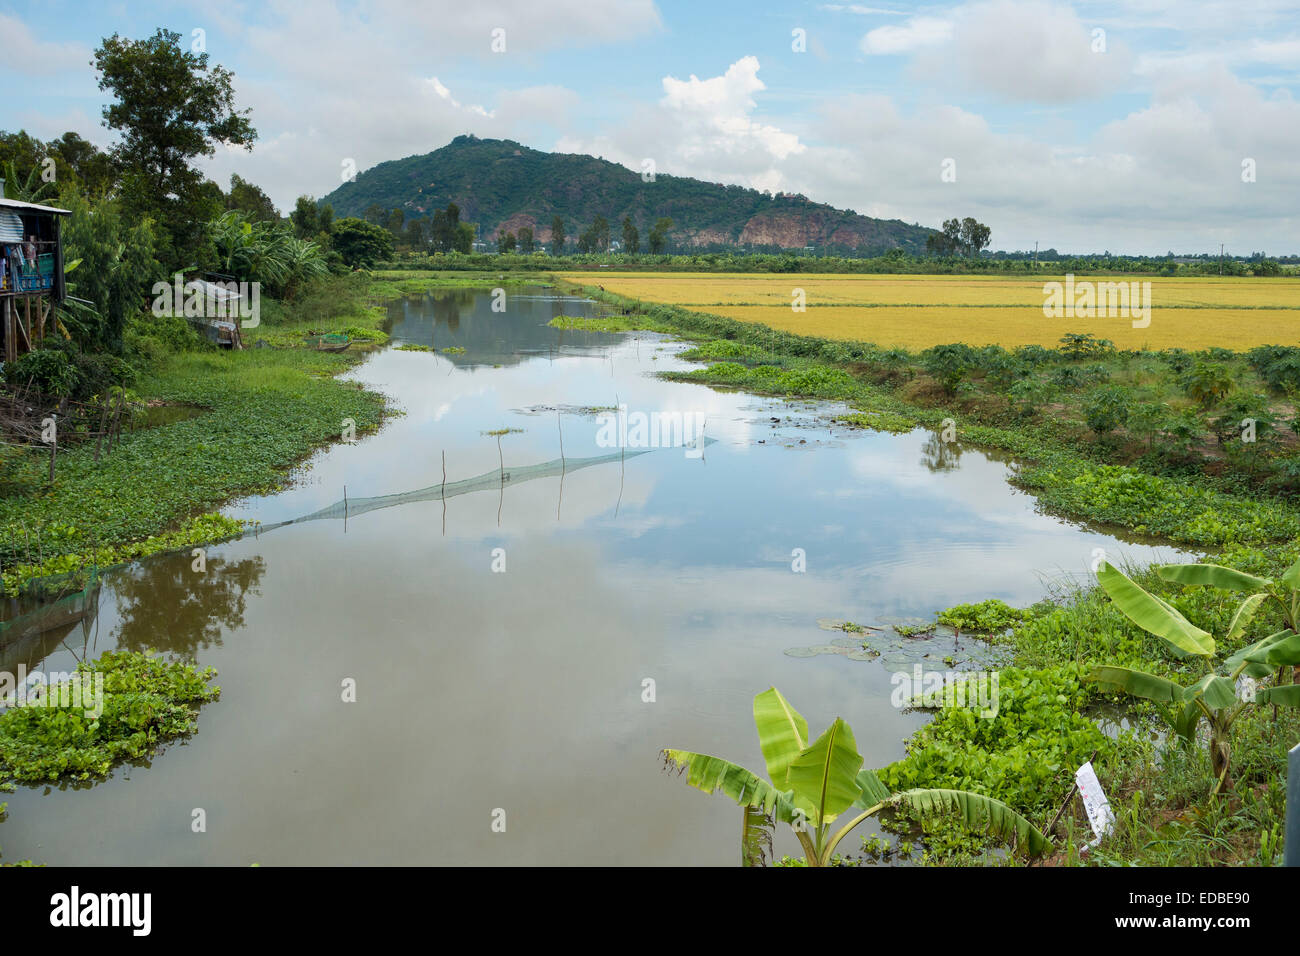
1075,760,1114,847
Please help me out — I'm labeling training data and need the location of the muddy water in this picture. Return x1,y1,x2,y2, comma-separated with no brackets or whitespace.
0,289,1184,866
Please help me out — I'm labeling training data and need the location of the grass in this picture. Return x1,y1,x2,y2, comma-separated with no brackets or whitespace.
544,272,1300,867
552,277,1300,546
0,276,391,596
547,314,674,333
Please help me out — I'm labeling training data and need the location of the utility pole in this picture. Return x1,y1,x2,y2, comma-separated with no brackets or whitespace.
1033,241,1038,270
1220,243,1224,276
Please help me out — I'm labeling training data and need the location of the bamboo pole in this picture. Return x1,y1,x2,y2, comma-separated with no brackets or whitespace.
47,414,57,484
94,394,110,462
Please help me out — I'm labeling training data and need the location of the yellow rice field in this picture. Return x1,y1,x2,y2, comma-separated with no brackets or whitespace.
561,272,1300,350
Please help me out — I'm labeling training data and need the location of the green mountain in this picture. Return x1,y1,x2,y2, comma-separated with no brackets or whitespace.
320,135,933,254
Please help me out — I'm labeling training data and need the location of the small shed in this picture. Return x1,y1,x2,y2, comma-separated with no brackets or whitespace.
0,179,70,361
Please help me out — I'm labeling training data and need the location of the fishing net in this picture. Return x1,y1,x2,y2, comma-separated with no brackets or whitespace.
253,444,671,532
0,439,715,642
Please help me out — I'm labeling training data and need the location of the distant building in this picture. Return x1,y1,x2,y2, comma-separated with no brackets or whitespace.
0,178,70,360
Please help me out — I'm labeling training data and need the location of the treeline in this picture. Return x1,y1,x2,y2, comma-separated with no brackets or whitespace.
0,28,396,406
377,247,1298,277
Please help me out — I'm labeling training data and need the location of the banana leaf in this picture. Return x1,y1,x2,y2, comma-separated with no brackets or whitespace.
888,789,1050,857
853,767,893,807
1157,563,1272,592
753,686,808,789
1089,665,1186,702
1227,593,1269,641
1242,632,1300,667
1183,674,1236,710
1163,698,1203,741
786,718,864,827
1097,563,1214,657
1257,684,1300,707
1281,554,1300,591
1226,630,1294,678
661,749,798,824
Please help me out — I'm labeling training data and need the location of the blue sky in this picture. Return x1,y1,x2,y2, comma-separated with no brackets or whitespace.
4,0,1300,253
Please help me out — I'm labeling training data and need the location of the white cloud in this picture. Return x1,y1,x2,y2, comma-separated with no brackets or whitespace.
821,4,908,13
861,16,954,54
865,1,1132,104
189,0,645,209
943,0,1132,103
427,77,494,118
660,56,804,160
0,13,89,76
557,56,805,200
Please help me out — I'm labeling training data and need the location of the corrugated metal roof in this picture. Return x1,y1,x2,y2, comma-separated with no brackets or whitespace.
0,197,70,215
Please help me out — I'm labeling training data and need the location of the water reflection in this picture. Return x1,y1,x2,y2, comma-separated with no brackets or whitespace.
0,288,1193,866
110,553,265,655
387,287,616,366
920,429,963,473
0,579,101,674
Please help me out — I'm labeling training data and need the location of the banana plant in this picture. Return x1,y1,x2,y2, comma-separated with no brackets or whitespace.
662,687,1049,866
1089,559,1300,794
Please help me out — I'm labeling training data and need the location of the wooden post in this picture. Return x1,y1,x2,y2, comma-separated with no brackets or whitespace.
106,389,124,455
17,296,32,354
94,394,110,462
48,417,57,484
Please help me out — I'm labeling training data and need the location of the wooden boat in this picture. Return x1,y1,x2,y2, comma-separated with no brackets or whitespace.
305,332,350,352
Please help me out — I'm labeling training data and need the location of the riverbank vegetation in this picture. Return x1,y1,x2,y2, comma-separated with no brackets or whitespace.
0,650,220,863
550,274,1300,867
0,32,404,598
374,247,1299,278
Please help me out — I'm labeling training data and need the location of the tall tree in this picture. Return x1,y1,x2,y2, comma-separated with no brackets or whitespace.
226,173,278,221
291,195,321,238
454,220,474,253
60,191,161,352
517,225,534,253
403,217,426,249
385,207,405,236
926,219,963,257
430,202,462,252
959,217,991,257
622,216,639,254
550,215,565,255
648,217,672,254
93,28,256,266
331,217,393,268
591,215,610,252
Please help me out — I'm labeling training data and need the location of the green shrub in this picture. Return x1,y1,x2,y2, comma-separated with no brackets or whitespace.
1083,386,1130,437
937,599,1031,633
5,348,79,397
0,650,219,784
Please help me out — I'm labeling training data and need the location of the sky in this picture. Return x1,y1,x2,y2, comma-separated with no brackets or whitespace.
3,0,1299,255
